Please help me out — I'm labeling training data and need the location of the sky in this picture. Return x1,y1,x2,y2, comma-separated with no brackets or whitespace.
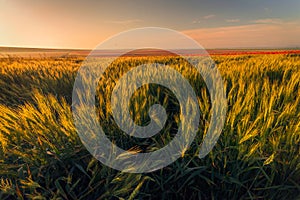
1,0,300,49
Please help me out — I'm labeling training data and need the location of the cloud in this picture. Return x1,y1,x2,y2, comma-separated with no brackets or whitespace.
192,14,216,24
203,14,216,19
226,19,240,23
192,20,201,24
252,18,283,24
104,19,143,25
182,21,300,48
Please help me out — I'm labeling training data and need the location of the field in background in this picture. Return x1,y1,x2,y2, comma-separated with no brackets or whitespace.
0,53,299,199
1,47,300,58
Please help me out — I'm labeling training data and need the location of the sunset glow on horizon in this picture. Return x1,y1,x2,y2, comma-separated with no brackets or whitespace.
1,0,300,49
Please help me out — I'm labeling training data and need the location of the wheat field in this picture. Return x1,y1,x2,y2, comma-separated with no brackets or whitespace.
0,54,299,199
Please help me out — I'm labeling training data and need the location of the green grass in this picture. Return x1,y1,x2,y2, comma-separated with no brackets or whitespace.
0,54,299,199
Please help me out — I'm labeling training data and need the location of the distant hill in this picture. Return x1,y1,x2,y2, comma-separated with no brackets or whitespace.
0,46,87,52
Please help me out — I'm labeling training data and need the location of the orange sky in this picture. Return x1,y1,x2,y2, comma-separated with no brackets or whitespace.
183,22,300,48
1,0,300,49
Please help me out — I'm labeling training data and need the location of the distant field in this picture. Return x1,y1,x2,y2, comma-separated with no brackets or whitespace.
0,52,299,199
1,47,300,58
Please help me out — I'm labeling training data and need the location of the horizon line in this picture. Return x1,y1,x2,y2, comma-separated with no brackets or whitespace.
1,45,300,51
